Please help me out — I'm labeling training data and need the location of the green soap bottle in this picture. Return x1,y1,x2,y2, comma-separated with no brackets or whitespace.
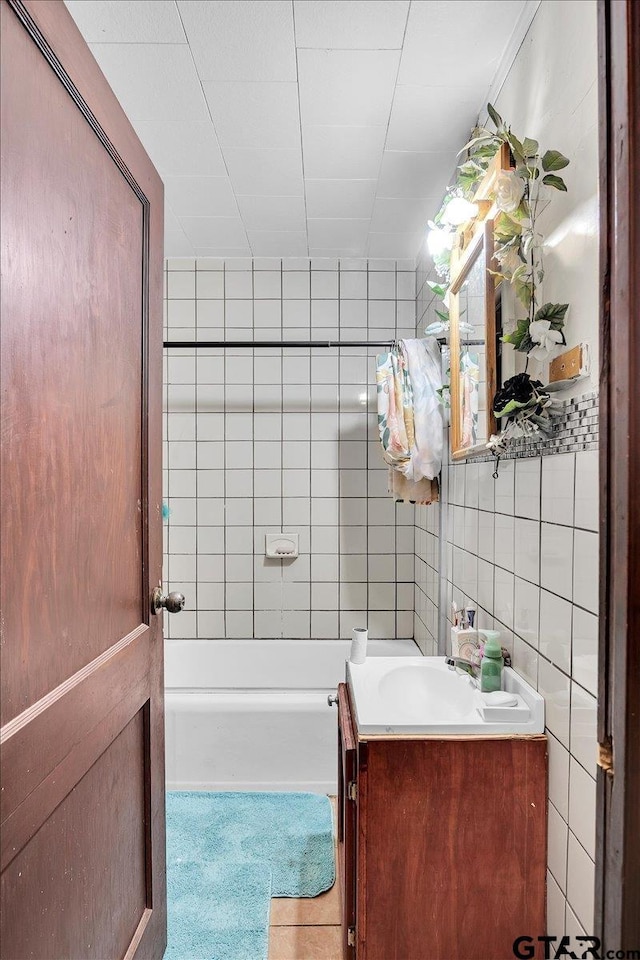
480,630,503,693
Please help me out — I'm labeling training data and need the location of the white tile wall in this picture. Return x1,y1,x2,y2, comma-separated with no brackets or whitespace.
414,253,600,935
164,256,416,640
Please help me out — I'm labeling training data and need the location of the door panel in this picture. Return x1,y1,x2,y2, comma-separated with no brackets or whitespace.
1,0,144,720
0,1,165,957
1,713,147,960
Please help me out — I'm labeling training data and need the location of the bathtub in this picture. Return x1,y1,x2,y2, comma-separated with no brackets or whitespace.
165,637,420,794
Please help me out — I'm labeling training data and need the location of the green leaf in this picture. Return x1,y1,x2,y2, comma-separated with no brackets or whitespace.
494,211,523,242
522,137,539,157
542,173,567,191
507,132,525,163
458,159,485,177
435,309,450,324
514,277,533,310
471,143,501,160
456,132,498,156
487,102,503,130
426,280,447,299
517,333,535,354
541,150,570,171
510,262,530,284
518,163,540,181
534,302,569,326
487,268,509,282
458,175,481,198
502,317,530,349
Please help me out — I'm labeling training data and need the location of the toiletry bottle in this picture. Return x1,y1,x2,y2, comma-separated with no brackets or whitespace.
480,630,503,693
450,626,479,659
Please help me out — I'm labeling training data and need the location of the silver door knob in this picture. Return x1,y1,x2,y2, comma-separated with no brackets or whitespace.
327,694,338,707
151,587,185,614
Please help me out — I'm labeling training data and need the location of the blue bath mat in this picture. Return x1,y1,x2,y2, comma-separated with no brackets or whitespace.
166,791,335,896
165,791,335,960
165,860,271,960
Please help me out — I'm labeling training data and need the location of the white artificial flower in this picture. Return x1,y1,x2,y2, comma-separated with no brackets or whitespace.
494,245,523,277
495,170,526,214
528,319,563,361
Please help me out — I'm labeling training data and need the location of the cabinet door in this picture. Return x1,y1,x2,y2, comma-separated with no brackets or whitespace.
337,683,357,958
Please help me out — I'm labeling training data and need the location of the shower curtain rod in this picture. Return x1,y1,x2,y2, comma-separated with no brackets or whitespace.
162,338,485,349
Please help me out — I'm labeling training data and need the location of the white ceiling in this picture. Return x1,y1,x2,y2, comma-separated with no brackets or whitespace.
65,0,533,259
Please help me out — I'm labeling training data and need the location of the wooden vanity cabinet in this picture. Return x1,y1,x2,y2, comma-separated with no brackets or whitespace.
336,682,547,960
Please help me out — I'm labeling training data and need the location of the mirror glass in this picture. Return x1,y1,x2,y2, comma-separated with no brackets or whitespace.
449,222,497,458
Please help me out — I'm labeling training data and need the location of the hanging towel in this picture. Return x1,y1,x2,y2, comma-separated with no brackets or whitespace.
376,338,443,505
400,338,444,482
389,469,439,505
375,346,412,473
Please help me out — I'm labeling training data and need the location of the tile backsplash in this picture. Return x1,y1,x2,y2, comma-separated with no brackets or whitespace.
163,256,417,640
414,257,599,937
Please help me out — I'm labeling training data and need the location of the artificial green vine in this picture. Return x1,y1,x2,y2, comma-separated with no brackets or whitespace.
428,102,571,365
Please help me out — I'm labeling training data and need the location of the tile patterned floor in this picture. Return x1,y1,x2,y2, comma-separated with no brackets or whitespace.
267,798,341,960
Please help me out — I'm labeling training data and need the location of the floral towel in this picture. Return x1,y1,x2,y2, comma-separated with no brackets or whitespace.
375,347,412,473
401,337,444,481
376,339,443,505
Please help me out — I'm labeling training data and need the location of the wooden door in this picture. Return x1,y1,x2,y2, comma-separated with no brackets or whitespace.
596,0,640,945
0,2,166,957
337,684,357,959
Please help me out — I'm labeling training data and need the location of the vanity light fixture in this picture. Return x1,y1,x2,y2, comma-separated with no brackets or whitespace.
441,196,480,226
426,224,455,257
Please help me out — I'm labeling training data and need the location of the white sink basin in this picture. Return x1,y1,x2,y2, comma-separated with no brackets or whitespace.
346,657,544,736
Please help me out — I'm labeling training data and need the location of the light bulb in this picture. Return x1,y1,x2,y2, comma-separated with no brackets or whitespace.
426,227,454,258
442,197,479,226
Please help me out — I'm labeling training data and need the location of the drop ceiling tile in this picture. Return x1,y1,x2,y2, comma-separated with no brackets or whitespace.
203,82,300,150
177,0,297,81
65,0,538,260
302,127,386,180
236,196,306,232
248,232,309,257
368,232,425,259
386,85,481,152
293,1,409,49
179,217,249,248
64,0,186,43
376,151,454,199
133,121,226,177
305,180,377,219
164,177,239,218
165,206,195,257
195,246,253,257
310,248,374,261
298,50,400,126
370,197,435,235
398,0,526,88
224,148,304,197
307,219,370,253
89,43,209,121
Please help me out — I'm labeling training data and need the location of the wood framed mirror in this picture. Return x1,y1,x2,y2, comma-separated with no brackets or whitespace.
449,219,497,459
